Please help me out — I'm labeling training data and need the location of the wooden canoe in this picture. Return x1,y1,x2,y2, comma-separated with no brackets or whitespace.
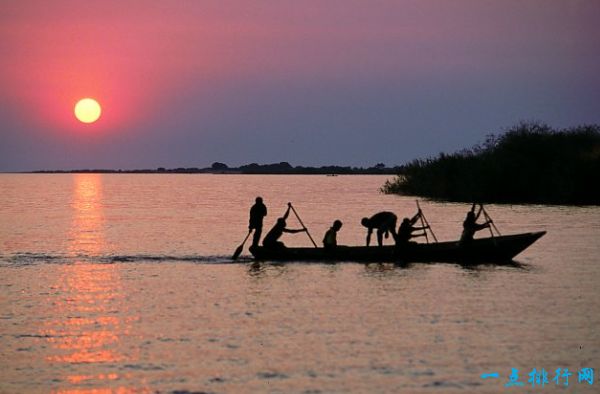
250,231,546,263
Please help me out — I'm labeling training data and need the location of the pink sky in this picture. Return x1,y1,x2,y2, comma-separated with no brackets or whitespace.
1,1,599,170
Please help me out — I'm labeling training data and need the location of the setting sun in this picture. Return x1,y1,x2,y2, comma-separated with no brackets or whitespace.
74,98,102,123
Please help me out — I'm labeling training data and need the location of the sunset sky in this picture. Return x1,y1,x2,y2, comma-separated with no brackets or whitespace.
1,1,599,171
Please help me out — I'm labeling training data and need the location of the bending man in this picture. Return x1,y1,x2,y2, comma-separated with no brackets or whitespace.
361,211,397,246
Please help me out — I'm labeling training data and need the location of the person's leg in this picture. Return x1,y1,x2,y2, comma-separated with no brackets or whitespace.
252,226,262,247
390,217,398,238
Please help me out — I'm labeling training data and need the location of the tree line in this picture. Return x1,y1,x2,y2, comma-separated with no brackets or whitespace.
32,162,399,175
382,122,600,205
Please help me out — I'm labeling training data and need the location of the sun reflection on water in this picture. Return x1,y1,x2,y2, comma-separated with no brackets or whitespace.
40,174,142,392
68,174,106,257
42,263,128,364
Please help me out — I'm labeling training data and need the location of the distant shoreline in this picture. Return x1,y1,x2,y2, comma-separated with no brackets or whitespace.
11,162,401,175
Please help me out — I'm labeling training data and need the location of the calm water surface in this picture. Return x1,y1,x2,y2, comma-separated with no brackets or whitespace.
0,174,599,393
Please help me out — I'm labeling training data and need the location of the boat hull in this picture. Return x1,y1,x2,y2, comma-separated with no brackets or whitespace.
250,231,546,263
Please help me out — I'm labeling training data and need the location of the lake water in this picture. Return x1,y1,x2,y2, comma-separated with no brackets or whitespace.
0,174,598,393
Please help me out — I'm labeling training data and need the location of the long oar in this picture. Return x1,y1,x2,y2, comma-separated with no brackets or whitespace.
481,205,501,236
418,207,429,244
416,200,438,243
232,230,252,260
289,203,318,248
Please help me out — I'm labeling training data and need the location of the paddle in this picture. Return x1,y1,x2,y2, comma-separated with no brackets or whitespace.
416,200,438,243
232,230,252,260
480,204,501,236
288,203,318,248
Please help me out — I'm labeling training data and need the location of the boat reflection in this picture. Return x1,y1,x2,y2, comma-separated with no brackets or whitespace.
457,259,529,272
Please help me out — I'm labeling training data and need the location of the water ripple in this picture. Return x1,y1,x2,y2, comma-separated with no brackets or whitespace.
0,252,241,266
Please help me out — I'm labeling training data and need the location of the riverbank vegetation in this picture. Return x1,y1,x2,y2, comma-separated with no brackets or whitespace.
382,122,600,205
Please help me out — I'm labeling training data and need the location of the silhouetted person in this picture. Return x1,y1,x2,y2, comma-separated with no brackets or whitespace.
323,220,343,249
263,204,307,249
460,203,491,244
396,210,428,245
249,197,267,248
361,211,397,246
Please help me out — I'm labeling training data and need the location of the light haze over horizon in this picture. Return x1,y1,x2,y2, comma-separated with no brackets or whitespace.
1,1,599,171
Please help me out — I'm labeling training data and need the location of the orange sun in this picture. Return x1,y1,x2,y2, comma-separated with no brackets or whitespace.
74,98,102,123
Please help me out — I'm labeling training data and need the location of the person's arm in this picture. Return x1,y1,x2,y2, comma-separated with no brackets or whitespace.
409,211,421,225
475,204,484,220
408,224,429,239
474,222,490,232
283,228,306,234
366,228,372,246
282,204,291,221
410,231,427,239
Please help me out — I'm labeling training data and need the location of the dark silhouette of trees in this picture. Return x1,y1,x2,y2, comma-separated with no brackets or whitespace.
382,122,600,205
211,162,229,170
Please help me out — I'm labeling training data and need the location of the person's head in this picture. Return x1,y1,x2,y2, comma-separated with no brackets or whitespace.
402,218,410,225
333,220,343,231
466,211,475,221
361,217,370,227
277,218,286,226
255,197,263,204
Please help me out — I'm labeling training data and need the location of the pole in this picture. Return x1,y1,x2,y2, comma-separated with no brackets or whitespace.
289,203,318,248
232,230,252,260
481,204,501,236
416,200,438,243
418,205,429,244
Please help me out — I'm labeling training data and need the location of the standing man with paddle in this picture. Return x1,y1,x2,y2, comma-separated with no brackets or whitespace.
232,197,267,260
249,197,267,248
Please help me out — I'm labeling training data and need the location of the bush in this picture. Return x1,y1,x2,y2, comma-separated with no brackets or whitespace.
382,122,600,205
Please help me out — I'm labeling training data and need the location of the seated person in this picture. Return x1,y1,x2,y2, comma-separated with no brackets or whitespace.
396,210,428,245
323,220,343,249
361,211,397,246
460,203,491,244
262,204,307,249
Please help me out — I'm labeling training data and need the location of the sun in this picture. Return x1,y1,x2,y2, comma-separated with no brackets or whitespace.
74,98,102,123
